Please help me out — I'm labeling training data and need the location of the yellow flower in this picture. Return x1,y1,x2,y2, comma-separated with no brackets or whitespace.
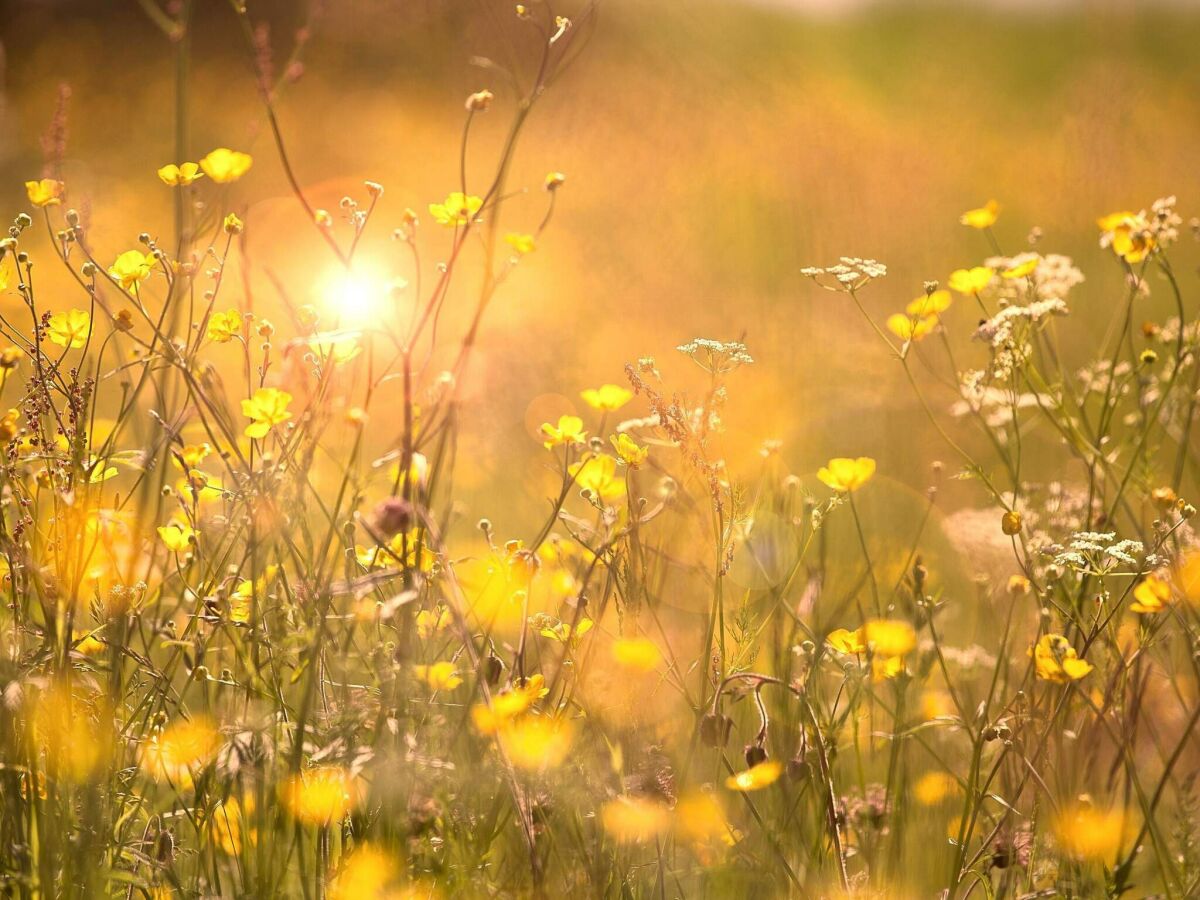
569,454,626,501
26,178,64,207
498,716,574,771
1098,211,1155,264
209,795,256,856
1001,255,1039,279
863,619,917,657
725,760,782,792
1031,633,1093,683
601,797,673,844
541,414,586,449
223,213,244,235
206,309,243,343
0,408,20,444
108,249,157,291
140,717,220,785
242,387,293,439
581,383,633,411
947,266,994,295
826,627,866,655
505,232,537,255
428,191,483,227
539,616,594,643
328,844,400,900
959,199,999,229
416,605,451,639
872,655,905,681
1130,572,1171,614
611,433,648,468
817,456,876,493
157,162,204,186
413,661,463,691
914,771,960,806
906,290,952,317
471,675,547,734
46,309,92,349
158,522,197,553
886,312,938,342
610,636,662,672
199,148,253,183
309,333,362,365
283,767,357,825
1054,804,1128,862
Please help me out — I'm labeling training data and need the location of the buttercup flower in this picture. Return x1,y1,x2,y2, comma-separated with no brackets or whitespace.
242,388,293,439
158,522,197,553
817,456,876,492
541,415,586,449
46,309,91,349
108,250,156,291
960,199,999,229
26,178,64,207
1130,572,1171,614
206,310,243,343
199,148,254,183
429,192,483,226
1031,634,1093,683
886,312,938,342
505,232,537,255
1098,211,1155,264
906,289,952,317
157,162,204,186
947,266,994,295
581,383,633,411
611,432,648,468
725,760,782,792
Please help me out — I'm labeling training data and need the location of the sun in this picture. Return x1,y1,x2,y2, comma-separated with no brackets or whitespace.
319,265,391,325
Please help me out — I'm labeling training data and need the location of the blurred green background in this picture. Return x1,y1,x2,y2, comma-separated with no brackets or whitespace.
2,0,1199,543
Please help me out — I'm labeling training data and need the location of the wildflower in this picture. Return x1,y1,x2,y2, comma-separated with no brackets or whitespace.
914,771,960,805
308,332,362,365
960,199,999,229
209,795,256,856
611,433,648,468
283,767,357,824
1098,211,1155,264
1130,572,1171,614
0,408,21,443
31,685,110,781
371,496,415,537
199,148,253,183
471,675,546,734
158,522,197,553
1031,634,1093,683
206,309,242,343
537,614,594,643
242,387,293,439
223,213,244,235
601,797,673,844
725,760,782,792
863,619,917,657
328,845,400,900
498,716,574,771
428,191,482,226
610,636,662,672
906,289,953,317
108,250,156,291
545,171,566,191
157,163,204,186
947,266,994,295
581,383,633,411
569,454,625,501
26,178,65,207
1001,254,1039,279
886,312,938,342
505,232,536,254
1054,804,1128,862
826,627,866,654
677,338,754,374
140,717,220,784
817,456,875,492
1001,510,1022,535
416,605,451,639
46,309,91,348
413,661,463,691
800,257,888,292
541,414,586,449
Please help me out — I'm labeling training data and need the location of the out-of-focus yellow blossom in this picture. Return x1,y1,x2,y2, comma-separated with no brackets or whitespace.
174,442,212,469
610,636,662,672
1032,633,1093,683
914,771,960,805
1054,804,1129,862
207,310,242,343
283,767,358,825
416,605,451,639
157,162,204,186
581,383,633,411
223,213,244,235
886,312,937,342
569,454,626,501
826,627,866,655
541,414,586,449
1130,572,1171,614
1177,552,1200,605
46,309,91,348
872,655,905,682
947,266,994,295
242,387,293,439
725,760,782,792
674,792,732,848
505,232,537,255
921,689,955,720
428,192,482,226
309,332,362,365
140,717,220,785
413,661,463,691
1098,211,1155,264
611,433,648,468
539,616,594,643
209,795,256,855
32,685,110,781
26,178,64,207
108,249,156,291
73,628,106,655
817,456,875,493
158,522,197,553
863,619,917,657
0,408,20,444
471,675,547,734
960,199,999,229
1001,255,1039,279
498,716,574,771
328,844,401,900
601,797,673,844
906,290,952,317
199,148,253,183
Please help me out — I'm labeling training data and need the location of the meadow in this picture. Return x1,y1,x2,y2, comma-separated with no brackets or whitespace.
1,0,1200,897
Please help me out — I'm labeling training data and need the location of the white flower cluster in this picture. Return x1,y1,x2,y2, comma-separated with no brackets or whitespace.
1050,530,1156,574
801,257,888,292
676,338,754,375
